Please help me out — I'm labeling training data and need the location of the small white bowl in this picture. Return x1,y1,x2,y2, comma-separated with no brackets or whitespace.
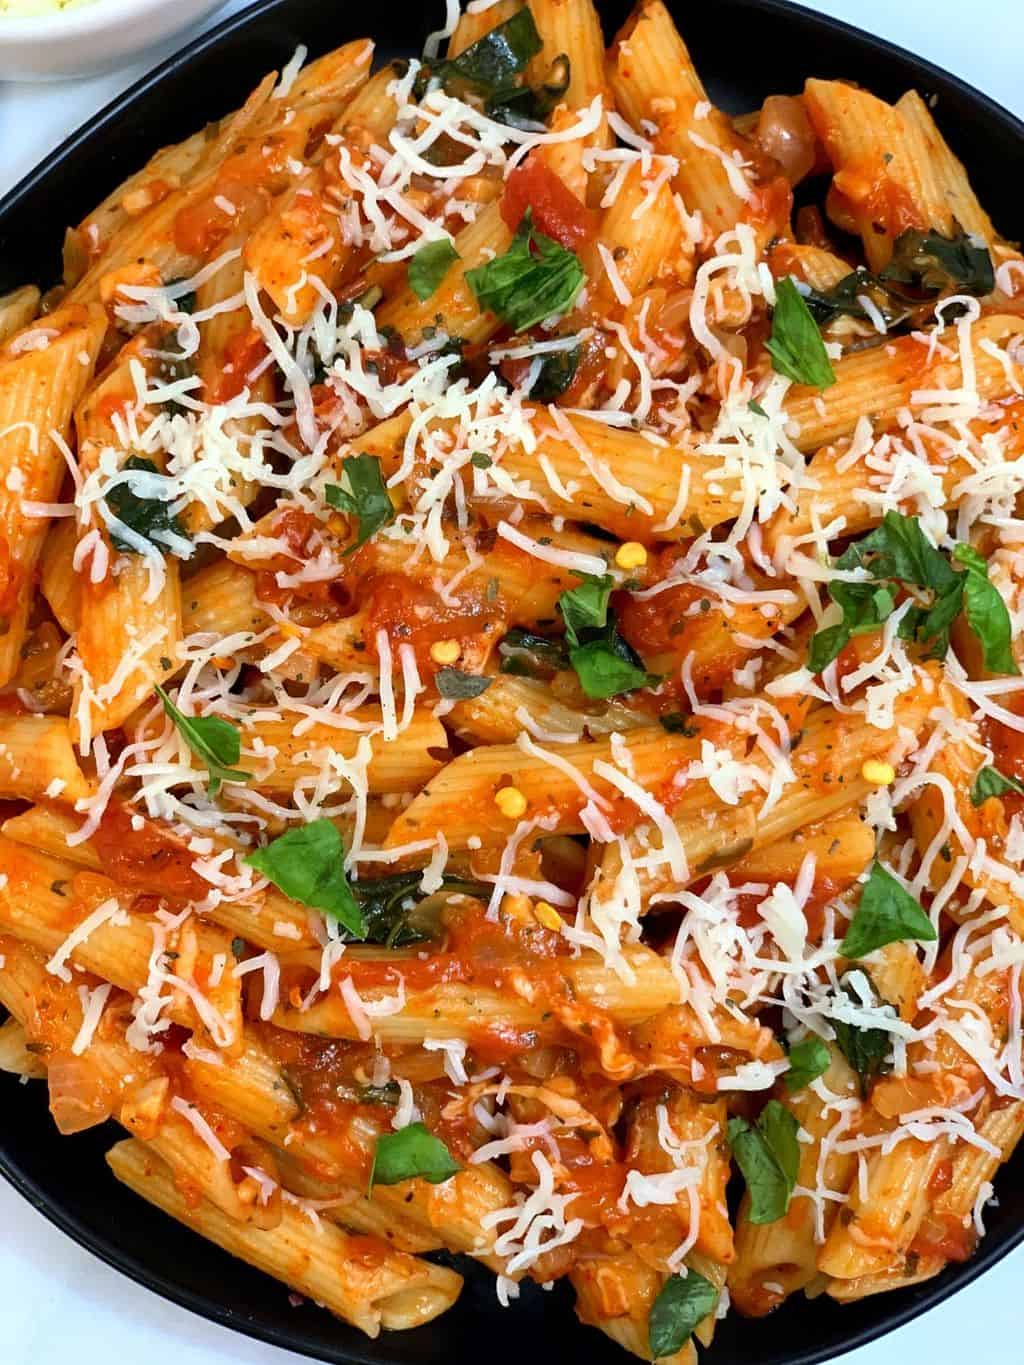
0,0,229,81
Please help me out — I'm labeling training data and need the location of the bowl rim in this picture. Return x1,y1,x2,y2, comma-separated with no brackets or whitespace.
0,0,223,43
1,0,1024,1361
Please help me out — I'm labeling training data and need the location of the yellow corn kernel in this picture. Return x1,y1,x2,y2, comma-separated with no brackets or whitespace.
534,901,563,932
615,541,648,570
494,786,528,819
429,639,461,665
861,759,895,786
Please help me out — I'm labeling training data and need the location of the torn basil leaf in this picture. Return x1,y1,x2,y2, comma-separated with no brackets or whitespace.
840,861,937,959
953,543,1018,675
558,573,614,649
408,238,459,301
809,512,1018,675
434,667,493,700
528,343,580,401
465,208,584,332
433,9,541,94
830,975,893,1097
350,871,491,947
244,819,366,938
880,222,995,301
106,456,189,555
766,276,836,390
156,685,251,797
487,52,572,130
325,453,395,555
570,623,656,699
971,765,1024,806
728,1100,800,1224
784,1036,831,1091
648,1272,718,1359
370,1122,460,1187
556,574,655,698
499,628,571,678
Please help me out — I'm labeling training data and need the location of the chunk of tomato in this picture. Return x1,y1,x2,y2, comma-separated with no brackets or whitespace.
501,157,596,253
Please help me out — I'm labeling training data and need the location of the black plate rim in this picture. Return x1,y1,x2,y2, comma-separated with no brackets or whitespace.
2,0,1024,1361
2,0,1024,223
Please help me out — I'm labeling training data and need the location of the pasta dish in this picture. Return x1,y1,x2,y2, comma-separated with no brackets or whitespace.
3,1,1024,1358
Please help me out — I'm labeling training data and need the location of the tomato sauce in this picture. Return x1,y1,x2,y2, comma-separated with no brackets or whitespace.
832,158,925,240
208,325,269,404
362,571,506,676
979,700,1024,818
90,801,209,904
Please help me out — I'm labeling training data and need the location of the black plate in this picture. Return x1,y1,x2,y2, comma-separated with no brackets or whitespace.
2,1,1023,1360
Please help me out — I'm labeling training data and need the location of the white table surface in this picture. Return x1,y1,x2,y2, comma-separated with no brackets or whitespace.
0,0,1022,1360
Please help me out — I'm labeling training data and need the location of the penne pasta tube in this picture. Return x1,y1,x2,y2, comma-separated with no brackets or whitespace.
607,1,788,243
68,43,375,305
730,1048,858,1314
0,285,41,344
572,1249,698,1365
39,514,81,633
106,1138,463,1336
0,1015,46,1079
71,344,183,746
239,709,447,794
783,313,1024,453
270,941,680,1046
0,838,243,1047
0,304,106,685
0,716,91,803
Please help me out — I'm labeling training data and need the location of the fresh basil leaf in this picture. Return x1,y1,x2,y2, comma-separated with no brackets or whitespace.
748,399,769,417
648,1272,718,1359
807,580,896,672
971,764,1024,806
840,861,937,959
434,667,493,700
107,456,190,555
880,222,995,301
727,1100,800,1224
784,1036,831,1091
898,578,964,660
554,577,655,697
529,344,580,401
408,238,459,301
465,208,584,332
570,624,655,699
435,8,541,92
325,454,395,555
812,513,1017,673
558,574,613,649
953,543,1019,675
155,685,251,797
836,510,956,590
470,451,492,469
244,819,366,938
370,1122,461,1187
766,276,836,390
351,871,491,947
498,627,571,678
